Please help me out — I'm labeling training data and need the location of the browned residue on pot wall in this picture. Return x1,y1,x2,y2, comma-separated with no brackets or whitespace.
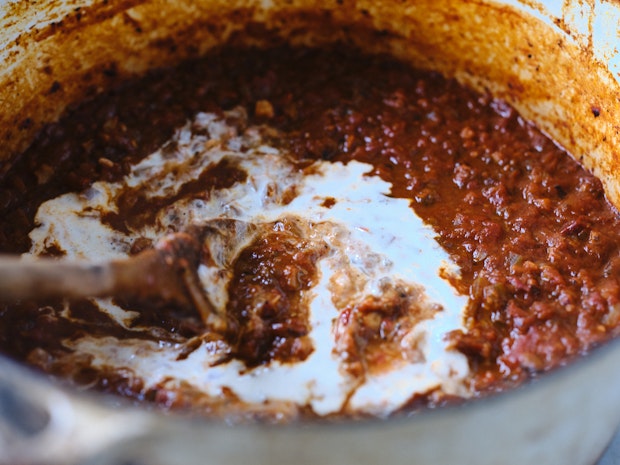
1,0,620,207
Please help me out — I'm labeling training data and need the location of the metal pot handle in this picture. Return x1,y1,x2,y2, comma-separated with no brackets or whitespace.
0,357,152,465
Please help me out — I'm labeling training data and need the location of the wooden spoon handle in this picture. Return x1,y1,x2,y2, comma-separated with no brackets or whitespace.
0,236,227,332
0,255,116,302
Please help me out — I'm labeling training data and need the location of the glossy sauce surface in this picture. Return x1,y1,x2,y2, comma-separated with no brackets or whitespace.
1,46,619,419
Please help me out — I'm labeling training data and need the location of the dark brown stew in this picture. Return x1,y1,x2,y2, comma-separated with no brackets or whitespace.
1,45,620,415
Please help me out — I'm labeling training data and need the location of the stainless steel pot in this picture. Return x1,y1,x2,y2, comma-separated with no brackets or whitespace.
2,1,620,464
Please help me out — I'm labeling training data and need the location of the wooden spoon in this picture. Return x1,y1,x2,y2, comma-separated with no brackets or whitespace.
0,231,227,332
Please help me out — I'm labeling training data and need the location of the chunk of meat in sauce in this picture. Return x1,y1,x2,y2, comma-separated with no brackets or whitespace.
333,281,440,378
226,218,328,367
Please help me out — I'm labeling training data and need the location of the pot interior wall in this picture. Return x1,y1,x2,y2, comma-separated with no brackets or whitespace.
1,0,620,207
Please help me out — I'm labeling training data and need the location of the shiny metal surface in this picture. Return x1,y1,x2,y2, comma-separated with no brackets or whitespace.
600,429,620,465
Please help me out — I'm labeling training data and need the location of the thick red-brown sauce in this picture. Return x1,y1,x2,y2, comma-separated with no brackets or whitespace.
226,218,327,367
1,46,620,412
333,280,439,379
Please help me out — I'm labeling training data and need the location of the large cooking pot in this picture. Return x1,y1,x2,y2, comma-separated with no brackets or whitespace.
2,1,620,464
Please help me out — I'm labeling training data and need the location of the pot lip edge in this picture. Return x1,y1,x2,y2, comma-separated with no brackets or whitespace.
2,333,620,433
